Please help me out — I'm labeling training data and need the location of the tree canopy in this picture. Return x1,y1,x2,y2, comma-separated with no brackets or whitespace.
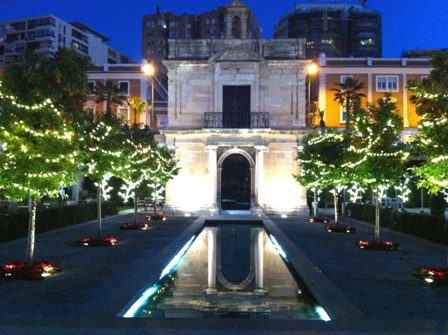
408,52,448,192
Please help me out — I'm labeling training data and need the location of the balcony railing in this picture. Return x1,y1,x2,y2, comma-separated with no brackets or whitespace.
204,112,269,129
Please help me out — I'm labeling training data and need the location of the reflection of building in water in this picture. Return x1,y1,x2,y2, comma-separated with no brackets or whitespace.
154,222,319,319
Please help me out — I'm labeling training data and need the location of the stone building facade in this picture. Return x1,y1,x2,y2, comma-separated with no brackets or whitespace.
161,35,311,214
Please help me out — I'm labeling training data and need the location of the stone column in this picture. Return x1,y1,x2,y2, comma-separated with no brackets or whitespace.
255,146,266,209
205,145,218,214
207,227,218,293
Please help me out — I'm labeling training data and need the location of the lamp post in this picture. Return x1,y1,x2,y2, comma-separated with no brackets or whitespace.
307,62,318,128
307,62,319,216
141,60,155,127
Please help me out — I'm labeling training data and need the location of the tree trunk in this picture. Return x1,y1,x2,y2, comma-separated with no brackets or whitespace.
133,192,138,224
333,188,339,225
154,186,158,216
375,191,380,242
26,195,36,267
97,184,102,238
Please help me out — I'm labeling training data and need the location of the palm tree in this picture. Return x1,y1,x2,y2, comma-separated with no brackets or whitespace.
128,96,147,126
95,79,127,117
331,77,366,130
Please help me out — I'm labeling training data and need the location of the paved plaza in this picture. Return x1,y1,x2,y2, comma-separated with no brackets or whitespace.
0,209,448,334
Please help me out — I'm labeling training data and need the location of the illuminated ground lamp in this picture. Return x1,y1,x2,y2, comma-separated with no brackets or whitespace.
324,225,356,233
120,223,150,230
146,214,167,221
308,216,330,223
415,266,448,285
74,236,118,246
1,260,61,280
356,240,400,251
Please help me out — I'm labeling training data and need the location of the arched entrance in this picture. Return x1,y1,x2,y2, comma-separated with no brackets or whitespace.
220,154,251,210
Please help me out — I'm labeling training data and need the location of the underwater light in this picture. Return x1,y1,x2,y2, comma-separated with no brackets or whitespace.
159,235,195,279
316,306,331,321
269,234,287,260
123,285,160,318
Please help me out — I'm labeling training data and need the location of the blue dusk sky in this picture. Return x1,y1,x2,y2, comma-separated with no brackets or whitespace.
1,0,447,62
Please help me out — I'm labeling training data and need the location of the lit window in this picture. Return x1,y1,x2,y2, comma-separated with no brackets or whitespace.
360,38,374,45
340,104,347,124
376,76,398,92
321,39,333,44
117,107,129,122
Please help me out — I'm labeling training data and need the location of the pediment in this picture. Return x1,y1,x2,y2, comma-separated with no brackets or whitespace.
209,47,265,63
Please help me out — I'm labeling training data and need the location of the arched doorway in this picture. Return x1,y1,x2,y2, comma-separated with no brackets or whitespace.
231,16,242,39
220,154,251,210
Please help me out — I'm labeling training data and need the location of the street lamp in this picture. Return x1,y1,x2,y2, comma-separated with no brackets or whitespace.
141,60,155,127
307,62,319,128
307,62,319,216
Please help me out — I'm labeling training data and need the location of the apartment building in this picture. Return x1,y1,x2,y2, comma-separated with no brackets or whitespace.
311,53,432,142
0,15,134,67
85,63,168,129
274,1,382,59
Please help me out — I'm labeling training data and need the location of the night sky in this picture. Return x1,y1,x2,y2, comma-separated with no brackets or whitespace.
1,0,448,63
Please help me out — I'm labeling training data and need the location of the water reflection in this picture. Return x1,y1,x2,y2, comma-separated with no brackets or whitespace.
128,221,322,319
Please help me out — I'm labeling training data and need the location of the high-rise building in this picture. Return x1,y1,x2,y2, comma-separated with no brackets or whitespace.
0,15,134,67
273,1,382,59
142,0,261,64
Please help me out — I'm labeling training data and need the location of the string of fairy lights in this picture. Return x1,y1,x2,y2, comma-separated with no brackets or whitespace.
0,81,178,201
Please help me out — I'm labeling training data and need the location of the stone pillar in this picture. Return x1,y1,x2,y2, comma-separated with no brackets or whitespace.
207,227,218,293
205,145,219,214
254,146,266,210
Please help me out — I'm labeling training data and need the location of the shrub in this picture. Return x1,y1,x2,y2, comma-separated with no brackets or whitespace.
0,201,118,242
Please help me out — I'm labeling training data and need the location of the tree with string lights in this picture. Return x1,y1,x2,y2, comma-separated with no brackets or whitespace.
0,49,90,267
349,93,408,242
116,125,179,223
295,129,350,223
0,84,79,266
408,53,448,194
79,114,132,237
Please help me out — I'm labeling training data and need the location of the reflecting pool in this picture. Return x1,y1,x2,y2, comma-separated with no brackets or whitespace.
121,220,329,320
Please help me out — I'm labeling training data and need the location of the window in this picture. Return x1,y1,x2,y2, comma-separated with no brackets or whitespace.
340,104,347,124
87,81,95,96
146,21,154,27
340,75,352,84
360,38,374,45
85,108,96,122
118,81,130,96
321,38,333,44
376,76,398,92
117,107,129,122
211,18,216,24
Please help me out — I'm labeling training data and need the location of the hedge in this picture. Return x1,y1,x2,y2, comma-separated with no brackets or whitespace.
0,201,118,242
347,203,448,244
